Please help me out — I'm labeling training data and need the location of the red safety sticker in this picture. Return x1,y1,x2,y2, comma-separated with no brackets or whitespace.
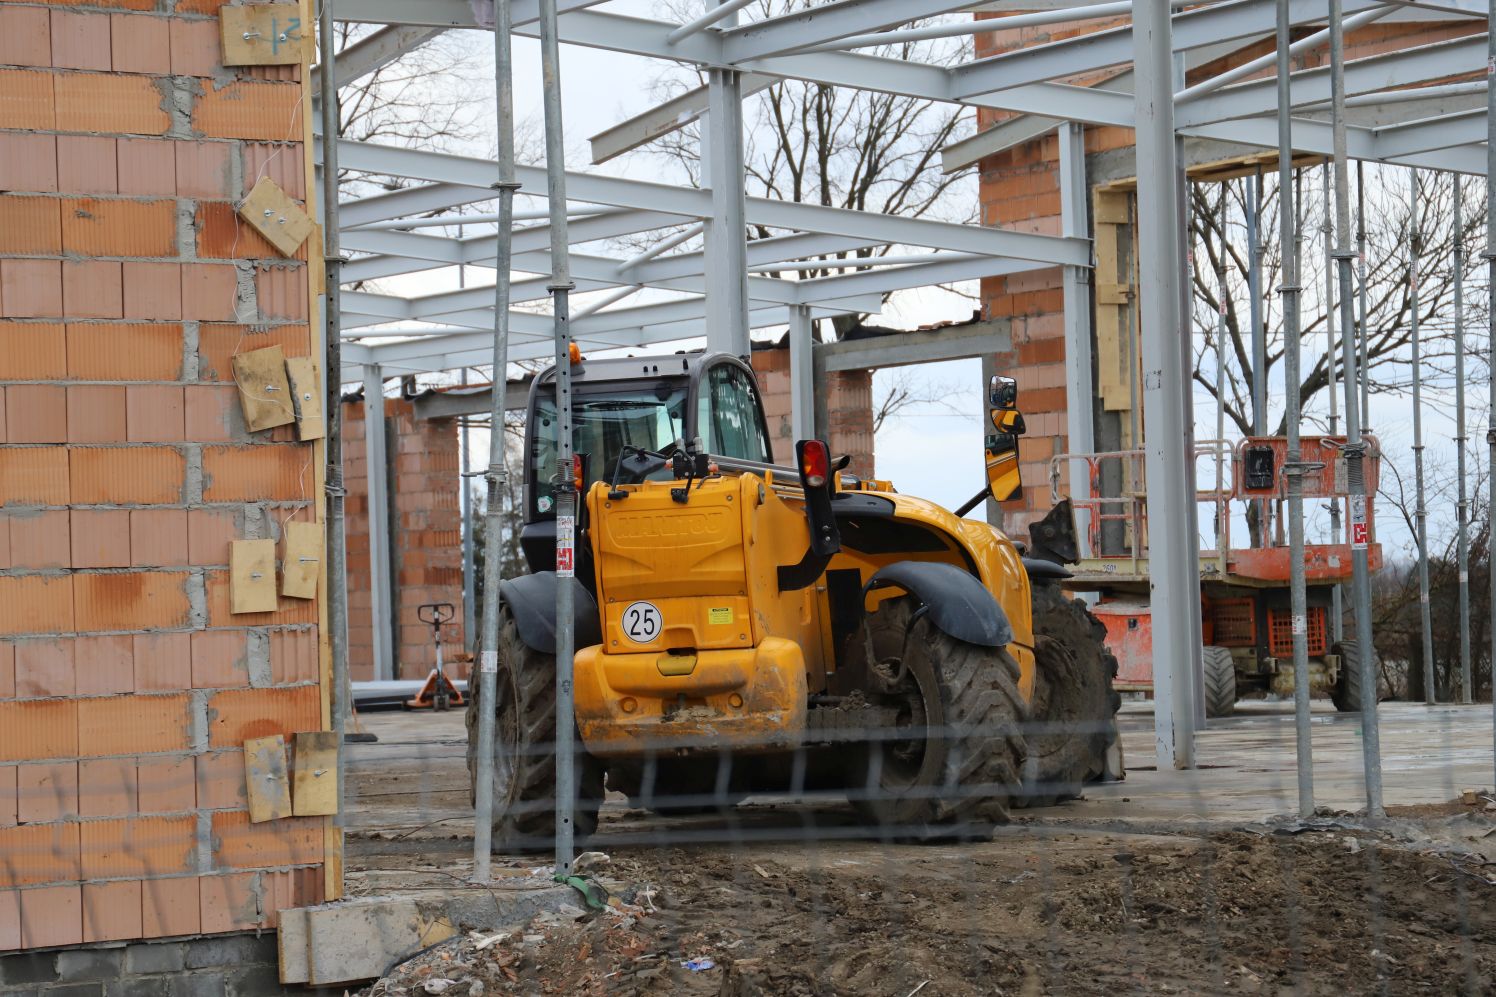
1350,494,1368,550
556,514,576,578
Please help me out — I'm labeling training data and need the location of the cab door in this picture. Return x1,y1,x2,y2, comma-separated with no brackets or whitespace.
694,359,775,464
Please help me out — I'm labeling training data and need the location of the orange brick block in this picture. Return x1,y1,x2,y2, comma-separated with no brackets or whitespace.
141,875,200,937
0,575,74,637
17,761,77,822
130,507,189,567
78,693,190,756
196,323,309,381
66,322,182,380
67,384,128,443
61,197,176,257
133,631,191,692
54,72,169,135
126,384,185,442
73,633,133,696
5,507,68,569
196,201,279,260
4,384,67,444
83,879,143,943
202,444,311,502
74,571,191,632
14,637,75,699
0,821,81,887
206,686,321,748
0,447,69,506
20,885,81,947
0,700,78,763
0,70,55,130
192,80,301,141
78,757,136,817
0,196,62,255
71,508,131,568
211,811,321,871
80,814,195,879
198,872,267,933
0,890,15,951
195,750,245,810
254,264,307,321
0,322,66,379
136,755,194,814
70,446,185,503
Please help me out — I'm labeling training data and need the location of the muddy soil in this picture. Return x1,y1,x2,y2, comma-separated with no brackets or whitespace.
356,819,1495,997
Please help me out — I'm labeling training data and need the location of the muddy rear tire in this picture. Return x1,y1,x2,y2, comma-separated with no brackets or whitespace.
1020,583,1121,806
1331,640,1381,713
847,597,1027,837
1203,645,1237,719
465,610,605,850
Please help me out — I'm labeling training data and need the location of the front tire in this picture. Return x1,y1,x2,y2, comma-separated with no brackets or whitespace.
465,610,605,850
1021,584,1122,806
1203,645,1237,719
847,598,1027,836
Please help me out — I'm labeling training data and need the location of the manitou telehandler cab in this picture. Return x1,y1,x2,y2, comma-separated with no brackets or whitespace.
467,351,1121,845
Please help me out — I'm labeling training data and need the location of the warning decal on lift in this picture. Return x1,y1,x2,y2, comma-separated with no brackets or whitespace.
1350,494,1369,550
556,514,576,577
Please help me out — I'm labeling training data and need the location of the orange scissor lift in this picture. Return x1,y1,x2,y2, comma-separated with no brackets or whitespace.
1052,436,1382,717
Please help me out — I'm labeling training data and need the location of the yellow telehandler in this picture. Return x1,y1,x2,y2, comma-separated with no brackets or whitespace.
467,351,1120,843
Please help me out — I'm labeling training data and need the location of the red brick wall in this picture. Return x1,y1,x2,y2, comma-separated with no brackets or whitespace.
342,396,466,683
973,14,1478,533
751,345,875,479
0,0,328,949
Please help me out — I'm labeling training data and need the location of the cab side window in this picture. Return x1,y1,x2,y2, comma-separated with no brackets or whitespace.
701,364,772,463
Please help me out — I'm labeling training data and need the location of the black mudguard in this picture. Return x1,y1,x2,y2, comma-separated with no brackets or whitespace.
499,572,602,655
864,561,1012,648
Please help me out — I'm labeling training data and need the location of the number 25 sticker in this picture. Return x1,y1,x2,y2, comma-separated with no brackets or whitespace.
622,601,661,643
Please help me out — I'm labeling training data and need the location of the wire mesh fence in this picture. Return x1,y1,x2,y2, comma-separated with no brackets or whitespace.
328,692,1496,995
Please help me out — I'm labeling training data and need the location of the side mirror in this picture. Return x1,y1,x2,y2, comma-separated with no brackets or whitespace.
984,378,1025,504
989,374,1018,410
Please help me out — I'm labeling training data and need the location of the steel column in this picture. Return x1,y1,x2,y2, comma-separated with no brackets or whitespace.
705,62,751,357
1059,122,1095,554
1331,0,1384,817
1454,180,1473,705
1276,0,1314,817
788,304,815,444
361,364,394,681
472,0,519,883
1409,169,1435,705
1132,1,1195,771
537,0,580,876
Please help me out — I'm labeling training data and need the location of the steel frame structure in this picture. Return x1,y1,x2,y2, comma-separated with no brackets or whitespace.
317,0,1492,767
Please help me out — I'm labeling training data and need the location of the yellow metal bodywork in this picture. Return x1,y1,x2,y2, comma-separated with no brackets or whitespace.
574,467,1037,757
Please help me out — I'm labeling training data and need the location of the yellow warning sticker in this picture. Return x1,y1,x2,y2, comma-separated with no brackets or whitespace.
708,607,734,625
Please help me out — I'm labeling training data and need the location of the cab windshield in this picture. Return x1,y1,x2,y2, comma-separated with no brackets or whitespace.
531,383,688,517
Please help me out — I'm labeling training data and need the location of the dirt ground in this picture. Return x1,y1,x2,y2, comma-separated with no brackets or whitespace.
348,708,1496,996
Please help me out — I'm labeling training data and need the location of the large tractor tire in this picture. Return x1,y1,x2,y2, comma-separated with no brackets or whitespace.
1020,583,1122,806
1202,645,1238,719
1331,640,1382,713
465,609,606,850
847,597,1027,837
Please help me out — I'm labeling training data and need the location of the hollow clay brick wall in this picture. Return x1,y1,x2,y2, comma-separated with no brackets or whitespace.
973,13,1480,536
0,0,329,952
751,345,875,479
341,396,466,684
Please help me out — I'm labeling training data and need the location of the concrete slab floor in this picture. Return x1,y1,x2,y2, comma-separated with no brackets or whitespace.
345,699,1496,838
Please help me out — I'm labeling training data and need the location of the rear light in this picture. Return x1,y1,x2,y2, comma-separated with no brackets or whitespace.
568,342,583,365
799,439,829,489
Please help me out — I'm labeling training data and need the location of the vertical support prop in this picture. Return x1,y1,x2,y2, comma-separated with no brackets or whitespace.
1454,179,1473,705
536,0,579,877
1322,166,1343,642
1131,2,1196,770
1487,0,1496,786
1409,169,1435,705
1246,169,1267,549
316,0,350,853
472,0,520,883
361,364,394,681
1213,184,1227,577
1330,0,1384,816
1276,0,1314,817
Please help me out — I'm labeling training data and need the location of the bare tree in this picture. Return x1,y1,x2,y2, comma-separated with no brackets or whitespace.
639,1,977,332
1188,165,1488,438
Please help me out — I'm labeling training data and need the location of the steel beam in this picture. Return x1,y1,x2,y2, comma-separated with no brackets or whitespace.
788,305,815,442
316,25,447,94
817,320,1012,372
705,65,751,356
1058,122,1096,555
718,0,974,63
589,74,774,164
